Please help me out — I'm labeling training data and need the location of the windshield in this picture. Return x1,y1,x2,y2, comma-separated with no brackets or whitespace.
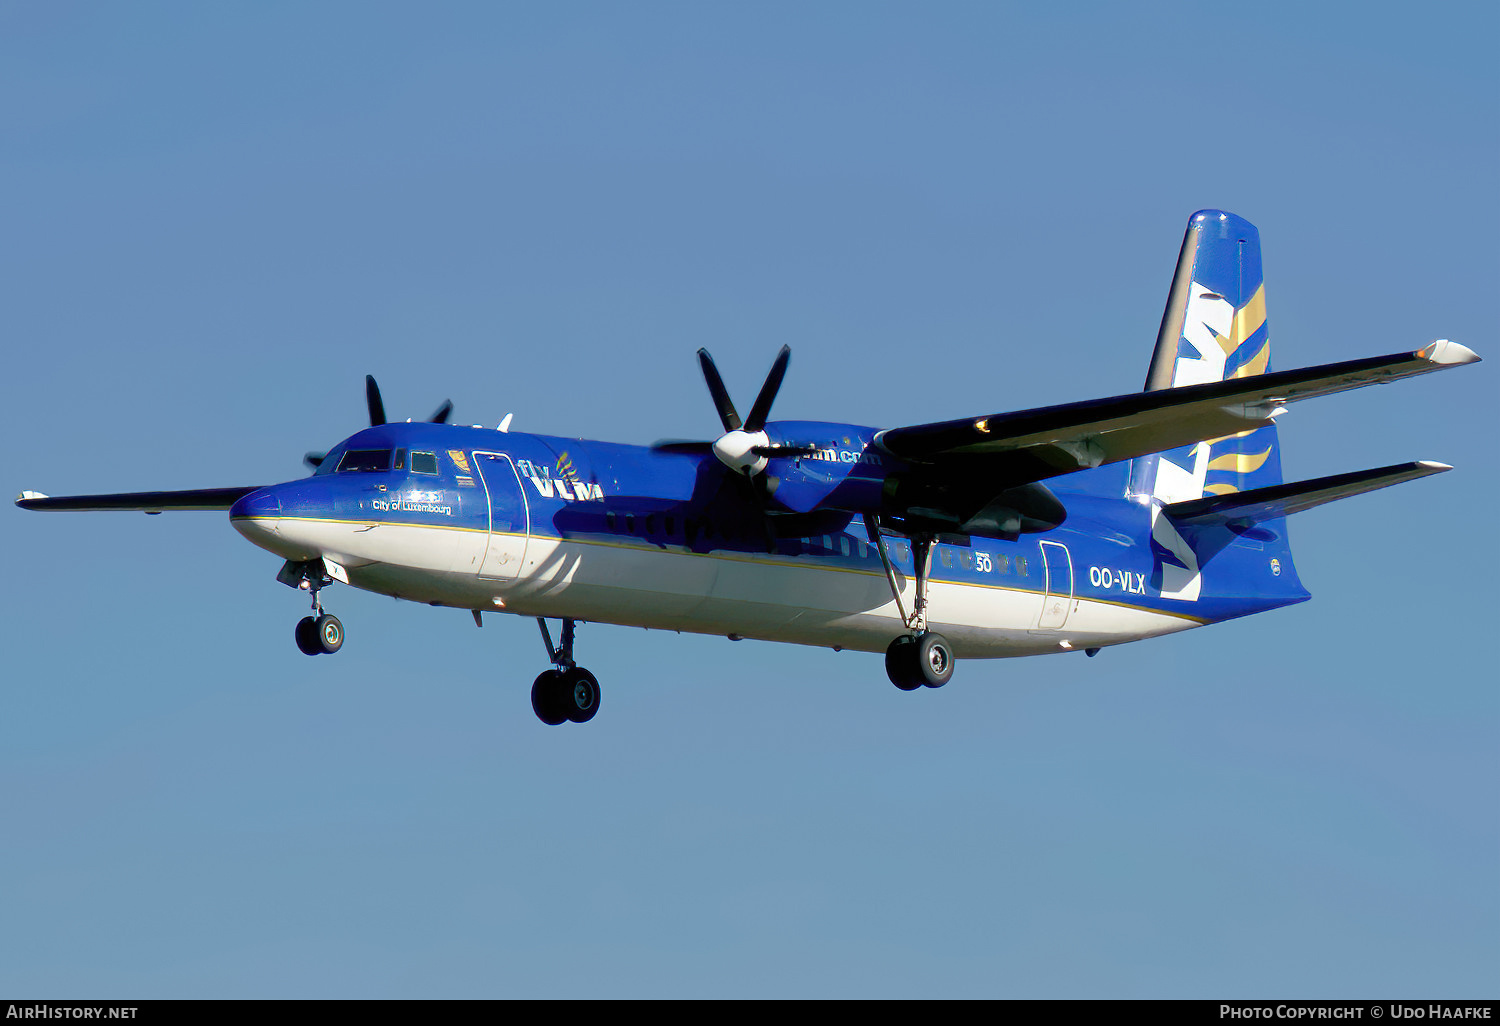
336,449,393,473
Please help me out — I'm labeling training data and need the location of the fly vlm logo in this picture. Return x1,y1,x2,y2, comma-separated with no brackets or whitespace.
515,458,605,502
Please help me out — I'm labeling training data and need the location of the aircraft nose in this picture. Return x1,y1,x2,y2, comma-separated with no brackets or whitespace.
230,488,282,546
231,489,281,519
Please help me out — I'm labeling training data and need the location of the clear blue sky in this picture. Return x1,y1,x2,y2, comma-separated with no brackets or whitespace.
2,1,1495,998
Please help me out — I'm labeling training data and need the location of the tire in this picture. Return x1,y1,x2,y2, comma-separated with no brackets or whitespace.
885,635,922,691
315,614,344,654
295,616,322,656
531,670,568,726
915,632,954,688
561,667,600,723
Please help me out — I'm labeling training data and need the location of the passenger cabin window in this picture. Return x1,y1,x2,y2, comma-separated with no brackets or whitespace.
336,449,393,473
411,451,440,475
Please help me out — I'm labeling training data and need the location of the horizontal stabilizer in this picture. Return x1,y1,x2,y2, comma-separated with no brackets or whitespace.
15,486,263,513
875,341,1479,484
1164,461,1451,529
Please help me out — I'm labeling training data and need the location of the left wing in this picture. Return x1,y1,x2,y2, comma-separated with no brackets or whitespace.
874,341,1478,483
16,487,263,513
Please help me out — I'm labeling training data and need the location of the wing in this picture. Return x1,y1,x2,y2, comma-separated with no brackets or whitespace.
874,341,1479,483
16,487,263,513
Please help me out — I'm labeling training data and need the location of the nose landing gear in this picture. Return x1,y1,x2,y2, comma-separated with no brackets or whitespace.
531,618,600,724
295,613,344,656
281,559,345,656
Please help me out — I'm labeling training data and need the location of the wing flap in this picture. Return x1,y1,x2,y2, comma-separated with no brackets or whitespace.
15,487,263,512
1163,461,1451,528
874,341,1478,480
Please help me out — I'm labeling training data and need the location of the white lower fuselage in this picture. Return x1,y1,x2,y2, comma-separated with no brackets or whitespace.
234,515,1201,659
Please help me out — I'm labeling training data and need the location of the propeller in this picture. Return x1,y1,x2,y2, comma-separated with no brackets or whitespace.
304,376,455,470
655,347,828,550
655,345,823,476
698,345,791,477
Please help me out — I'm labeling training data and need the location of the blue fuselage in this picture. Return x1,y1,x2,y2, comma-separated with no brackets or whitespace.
228,421,1308,658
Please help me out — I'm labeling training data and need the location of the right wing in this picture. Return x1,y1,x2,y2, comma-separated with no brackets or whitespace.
16,487,264,513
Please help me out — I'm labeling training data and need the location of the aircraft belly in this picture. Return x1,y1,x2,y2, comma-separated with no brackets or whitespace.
511,537,718,619
272,518,473,573
307,526,1201,660
506,541,1202,658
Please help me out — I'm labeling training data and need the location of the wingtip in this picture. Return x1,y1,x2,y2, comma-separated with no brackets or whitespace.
1416,340,1480,365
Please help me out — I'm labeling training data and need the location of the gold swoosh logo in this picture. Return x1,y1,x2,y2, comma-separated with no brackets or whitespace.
1207,447,1274,473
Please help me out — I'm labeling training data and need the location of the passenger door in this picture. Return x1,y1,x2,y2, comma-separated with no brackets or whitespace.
474,452,531,580
1037,540,1073,629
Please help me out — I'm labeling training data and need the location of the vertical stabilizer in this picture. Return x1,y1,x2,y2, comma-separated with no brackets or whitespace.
1130,210,1289,600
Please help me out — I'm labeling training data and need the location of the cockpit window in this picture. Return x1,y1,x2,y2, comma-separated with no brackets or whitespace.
410,451,440,475
336,449,393,473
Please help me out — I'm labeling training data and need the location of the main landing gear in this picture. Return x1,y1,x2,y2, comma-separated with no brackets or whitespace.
282,559,345,656
865,515,956,691
531,617,600,725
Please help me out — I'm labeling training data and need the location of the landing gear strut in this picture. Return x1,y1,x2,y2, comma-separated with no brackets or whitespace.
282,559,344,656
531,617,600,725
865,515,955,690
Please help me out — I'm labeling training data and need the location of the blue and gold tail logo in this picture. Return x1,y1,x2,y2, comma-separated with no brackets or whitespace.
1140,210,1287,600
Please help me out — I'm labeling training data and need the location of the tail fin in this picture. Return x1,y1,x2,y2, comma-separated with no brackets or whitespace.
1129,210,1284,506
1129,210,1290,602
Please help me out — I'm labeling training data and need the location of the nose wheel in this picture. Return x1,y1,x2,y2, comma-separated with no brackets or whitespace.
531,618,601,724
281,559,346,656
295,613,344,656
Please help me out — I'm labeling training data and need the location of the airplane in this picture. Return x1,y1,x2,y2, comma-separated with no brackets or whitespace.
16,210,1480,726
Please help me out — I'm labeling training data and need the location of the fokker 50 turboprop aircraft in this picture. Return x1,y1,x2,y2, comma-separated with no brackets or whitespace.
17,211,1480,725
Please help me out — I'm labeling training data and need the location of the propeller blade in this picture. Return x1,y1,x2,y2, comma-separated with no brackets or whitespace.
365,375,387,426
428,399,454,424
697,349,742,432
744,345,791,432
304,451,327,469
651,440,715,455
